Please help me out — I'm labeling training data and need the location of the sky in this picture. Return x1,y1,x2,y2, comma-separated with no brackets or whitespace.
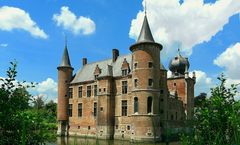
0,0,239,101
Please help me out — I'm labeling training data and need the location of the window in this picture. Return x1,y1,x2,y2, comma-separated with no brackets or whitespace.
134,63,138,69
122,81,128,94
160,90,164,94
100,107,103,111
148,62,153,68
94,85,97,96
68,104,72,117
174,83,177,86
116,125,118,129
122,100,128,116
94,75,98,80
94,102,97,117
148,79,153,86
78,126,80,129
68,88,73,98
87,86,91,97
122,69,128,76
134,97,138,113
78,86,82,98
127,125,131,130
147,97,153,114
88,126,91,130
134,79,138,88
78,103,82,117
171,115,174,120
160,109,164,114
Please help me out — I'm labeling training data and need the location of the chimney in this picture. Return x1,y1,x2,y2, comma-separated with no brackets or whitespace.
112,49,119,62
83,58,87,66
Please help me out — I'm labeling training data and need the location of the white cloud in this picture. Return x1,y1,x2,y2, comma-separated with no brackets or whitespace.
190,70,214,96
129,0,240,56
214,42,240,80
214,42,240,99
0,6,48,39
0,43,8,47
29,78,57,102
53,6,96,35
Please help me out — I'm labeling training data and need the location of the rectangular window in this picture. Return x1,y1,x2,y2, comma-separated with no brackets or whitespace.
148,62,153,68
134,79,138,88
68,88,73,98
78,103,82,117
78,86,82,98
148,79,153,86
87,86,91,97
94,102,97,117
122,100,127,116
160,90,164,94
68,104,72,117
94,85,97,96
122,69,128,76
122,81,128,94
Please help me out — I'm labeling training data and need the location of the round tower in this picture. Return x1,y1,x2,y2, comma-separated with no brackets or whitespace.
57,43,73,136
130,14,163,141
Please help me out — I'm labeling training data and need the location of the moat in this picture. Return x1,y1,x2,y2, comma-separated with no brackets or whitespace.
49,137,180,145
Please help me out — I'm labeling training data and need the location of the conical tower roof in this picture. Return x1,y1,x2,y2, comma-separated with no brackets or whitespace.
137,15,155,43
59,44,72,68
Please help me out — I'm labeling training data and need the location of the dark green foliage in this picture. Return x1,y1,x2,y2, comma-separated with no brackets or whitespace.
0,61,57,144
181,74,240,145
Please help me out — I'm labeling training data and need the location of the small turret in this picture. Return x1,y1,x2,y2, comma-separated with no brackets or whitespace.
57,39,74,136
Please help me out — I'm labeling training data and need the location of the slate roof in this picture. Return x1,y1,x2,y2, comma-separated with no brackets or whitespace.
137,15,155,43
59,46,72,67
71,54,132,84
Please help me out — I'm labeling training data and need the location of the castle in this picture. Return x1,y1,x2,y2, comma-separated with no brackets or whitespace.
57,13,195,142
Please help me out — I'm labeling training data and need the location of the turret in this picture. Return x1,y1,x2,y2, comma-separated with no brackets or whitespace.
129,13,163,141
57,41,74,136
167,50,195,119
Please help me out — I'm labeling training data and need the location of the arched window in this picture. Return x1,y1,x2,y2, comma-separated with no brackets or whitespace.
134,97,138,113
147,97,153,114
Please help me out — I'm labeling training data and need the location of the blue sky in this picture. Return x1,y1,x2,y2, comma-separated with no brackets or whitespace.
0,0,239,101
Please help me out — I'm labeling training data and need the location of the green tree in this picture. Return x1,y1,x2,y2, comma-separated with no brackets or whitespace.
0,61,57,144
33,95,45,109
181,75,240,145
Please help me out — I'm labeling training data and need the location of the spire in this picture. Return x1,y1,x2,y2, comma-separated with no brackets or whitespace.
59,39,72,68
137,13,155,43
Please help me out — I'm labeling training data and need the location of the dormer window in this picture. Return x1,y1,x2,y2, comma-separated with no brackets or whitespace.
94,65,101,80
122,69,128,76
121,58,130,76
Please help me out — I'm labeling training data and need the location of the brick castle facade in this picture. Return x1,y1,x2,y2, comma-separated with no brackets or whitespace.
57,13,195,142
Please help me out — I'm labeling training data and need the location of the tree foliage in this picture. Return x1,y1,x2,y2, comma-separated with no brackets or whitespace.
181,75,240,145
0,61,57,145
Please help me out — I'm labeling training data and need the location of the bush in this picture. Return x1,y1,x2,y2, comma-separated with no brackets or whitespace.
181,75,240,145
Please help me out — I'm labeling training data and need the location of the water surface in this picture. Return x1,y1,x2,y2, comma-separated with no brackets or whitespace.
51,137,181,145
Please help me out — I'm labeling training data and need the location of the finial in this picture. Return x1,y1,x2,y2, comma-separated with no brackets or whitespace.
64,33,67,48
177,43,181,55
144,0,147,16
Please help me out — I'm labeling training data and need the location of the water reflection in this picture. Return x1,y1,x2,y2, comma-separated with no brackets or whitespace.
54,137,180,145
